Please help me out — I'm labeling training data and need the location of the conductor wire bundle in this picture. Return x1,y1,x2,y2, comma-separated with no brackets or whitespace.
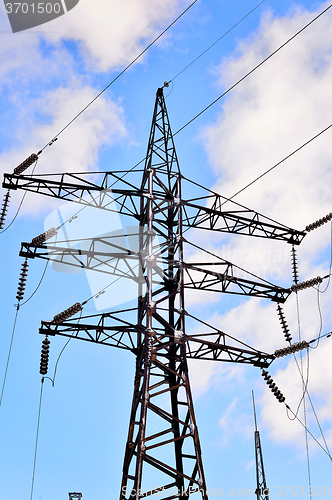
305,212,332,232
291,276,322,292
0,190,11,229
31,228,58,246
40,337,50,375
276,305,292,343
291,245,299,285
16,259,29,303
13,153,39,175
53,303,83,324
261,369,285,403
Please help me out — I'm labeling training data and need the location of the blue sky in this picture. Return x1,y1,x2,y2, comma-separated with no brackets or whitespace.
0,1,332,499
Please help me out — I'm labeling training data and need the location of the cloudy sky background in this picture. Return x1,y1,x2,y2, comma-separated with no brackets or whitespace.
0,0,332,498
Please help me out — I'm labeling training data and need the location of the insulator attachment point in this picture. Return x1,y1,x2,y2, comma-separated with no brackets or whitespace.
40,336,50,375
0,190,11,229
305,212,332,232
277,305,292,343
291,276,322,292
13,153,38,175
261,370,285,403
274,340,308,358
53,302,83,324
16,259,29,302
31,227,57,246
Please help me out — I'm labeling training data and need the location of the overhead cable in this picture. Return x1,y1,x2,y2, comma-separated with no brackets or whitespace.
173,3,332,137
38,0,198,152
167,0,266,84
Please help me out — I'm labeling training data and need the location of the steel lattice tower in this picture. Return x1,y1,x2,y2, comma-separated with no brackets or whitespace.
119,88,207,499
2,88,306,499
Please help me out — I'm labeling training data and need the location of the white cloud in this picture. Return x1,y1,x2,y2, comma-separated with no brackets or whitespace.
0,0,189,218
42,0,189,72
195,1,332,450
202,1,332,227
0,84,126,216
218,398,252,448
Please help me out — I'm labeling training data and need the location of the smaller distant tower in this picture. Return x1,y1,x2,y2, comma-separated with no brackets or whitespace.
252,391,269,500
69,494,82,500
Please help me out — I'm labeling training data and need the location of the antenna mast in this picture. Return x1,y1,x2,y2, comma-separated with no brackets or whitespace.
252,391,269,500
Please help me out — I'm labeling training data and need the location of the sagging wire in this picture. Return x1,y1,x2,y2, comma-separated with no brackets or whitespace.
165,0,266,86
29,307,83,500
294,290,312,499
2,4,332,242
265,343,331,461
0,0,198,235
173,3,332,139
0,156,39,234
287,220,332,459
42,309,84,385
0,307,19,407
5,3,331,240
30,377,44,500
305,220,332,350
5,2,332,238
0,232,55,406
285,403,332,461
36,0,198,154
277,331,332,459
0,257,30,406
315,220,332,295
20,261,49,307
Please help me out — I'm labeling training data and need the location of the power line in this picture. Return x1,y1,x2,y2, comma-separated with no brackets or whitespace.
167,0,266,84
39,0,198,152
173,3,332,138
295,291,312,498
30,378,44,500
221,123,332,205
11,4,332,235
0,158,39,234
285,403,332,460
0,306,19,406
20,260,49,307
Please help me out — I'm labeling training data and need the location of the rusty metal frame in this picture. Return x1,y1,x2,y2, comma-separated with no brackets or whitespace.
2,87,305,499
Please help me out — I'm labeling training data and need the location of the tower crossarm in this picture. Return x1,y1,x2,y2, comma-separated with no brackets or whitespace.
2,172,151,219
185,335,274,368
39,311,141,352
19,239,143,281
182,198,305,245
181,262,291,303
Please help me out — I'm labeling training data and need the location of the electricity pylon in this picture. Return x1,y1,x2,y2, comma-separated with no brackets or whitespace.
2,88,305,499
252,392,269,500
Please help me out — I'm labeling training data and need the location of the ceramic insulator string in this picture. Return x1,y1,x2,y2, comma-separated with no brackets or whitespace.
262,370,285,403
31,227,57,246
39,337,50,375
291,276,322,292
305,213,332,232
277,305,292,343
13,153,39,175
0,190,11,229
274,340,309,358
291,245,299,285
16,259,29,302
53,302,83,324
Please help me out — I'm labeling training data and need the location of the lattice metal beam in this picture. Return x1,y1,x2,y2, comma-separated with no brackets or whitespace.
4,87,301,499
